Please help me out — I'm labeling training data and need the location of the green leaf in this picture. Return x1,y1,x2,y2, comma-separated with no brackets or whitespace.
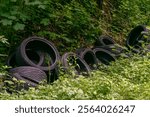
4,80,14,85
146,26,150,31
0,35,9,45
40,18,49,26
0,19,13,26
8,16,17,20
13,23,25,31
19,13,29,21
26,1,42,6
1,13,15,19
38,4,46,9
10,0,17,2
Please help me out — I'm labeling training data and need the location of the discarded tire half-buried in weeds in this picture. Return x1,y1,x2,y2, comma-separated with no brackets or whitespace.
6,52,18,68
94,44,128,58
16,36,60,71
93,48,116,65
126,25,149,50
76,48,98,70
25,49,45,66
94,35,115,46
9,66,47,89
61,52,91,76
7,49,45,68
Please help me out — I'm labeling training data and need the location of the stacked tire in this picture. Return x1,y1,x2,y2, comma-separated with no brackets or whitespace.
7,37,60,89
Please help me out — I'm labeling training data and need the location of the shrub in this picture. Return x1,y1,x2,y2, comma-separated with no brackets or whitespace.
0,0,101,52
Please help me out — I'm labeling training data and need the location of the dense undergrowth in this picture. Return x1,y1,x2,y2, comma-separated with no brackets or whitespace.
0,0,150,54
0,0,150,99
0,54,150,100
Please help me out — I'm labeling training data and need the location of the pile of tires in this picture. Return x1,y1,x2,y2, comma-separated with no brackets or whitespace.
7,37,60,89
6,25,150,89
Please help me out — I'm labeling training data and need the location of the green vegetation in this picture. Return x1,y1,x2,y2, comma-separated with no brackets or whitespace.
0,0,101,52
0,0,150,99
0,54,150,100
0,0,149,51
101,0,150,43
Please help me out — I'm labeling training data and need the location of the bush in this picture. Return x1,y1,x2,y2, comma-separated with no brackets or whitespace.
0,0,101,52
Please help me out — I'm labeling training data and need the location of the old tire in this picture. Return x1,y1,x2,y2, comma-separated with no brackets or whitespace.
7,49,45,67
6,52,18,68
126,25,148,49
93,44,127,58
61,52,91,76
76,48,98,70
9,66,47,84
11,73,37,89
16,36,60,71
93,48,116,65
94,35,115,46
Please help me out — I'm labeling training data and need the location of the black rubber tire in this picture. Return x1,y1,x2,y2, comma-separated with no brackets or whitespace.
6,52,18,68
94,35,115,46
93,48,116,65
126,25,148,49
76,47,86,55
76,48,98,70
25,49,44,66
11,73,37,89
61,52,91,76
16,36,60,71
93,44,127,58
9,66,47,84
137,44,150,54
7,49,44,67
39,52,55,67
